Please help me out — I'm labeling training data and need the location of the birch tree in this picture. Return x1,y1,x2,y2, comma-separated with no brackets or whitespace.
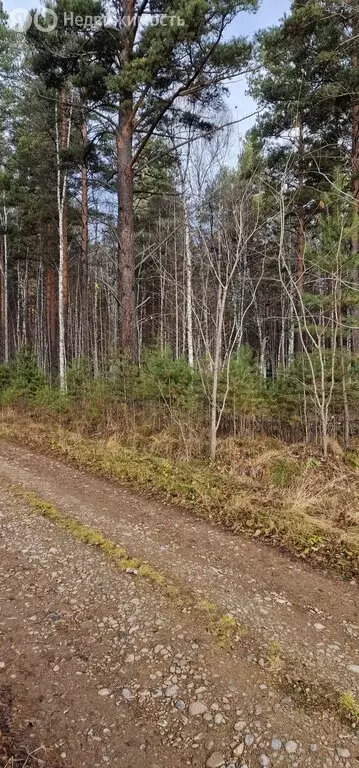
55,88,73,392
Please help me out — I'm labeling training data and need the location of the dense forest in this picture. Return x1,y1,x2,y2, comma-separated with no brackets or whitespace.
1,0,359,459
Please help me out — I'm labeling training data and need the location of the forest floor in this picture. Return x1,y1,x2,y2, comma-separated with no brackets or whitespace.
0,440,359,767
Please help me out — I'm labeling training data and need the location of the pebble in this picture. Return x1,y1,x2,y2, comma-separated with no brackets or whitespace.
233,743,244,757
121,688,132,700
206,752,225,768
53,664,60,672
348,665,359,674
0,662,5,669
234,721,246,732
98,688,111,697
285,741,298,754
175,699,185,710
337,747,350,758
165,685,179,698
245,734,254,747
259,756,270,767
125,653,134,663
154,645,164,654
214,713,225,725
271,738,282,751
314,623,325,631
189,701,207,716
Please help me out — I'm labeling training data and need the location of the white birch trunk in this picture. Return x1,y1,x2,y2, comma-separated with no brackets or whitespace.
183,199,194,368
55,93,72,393
3,228,8,363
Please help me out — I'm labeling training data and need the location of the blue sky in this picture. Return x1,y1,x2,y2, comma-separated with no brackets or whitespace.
227,0,290,140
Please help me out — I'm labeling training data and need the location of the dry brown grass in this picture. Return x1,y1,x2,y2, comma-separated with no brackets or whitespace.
1,409,359,578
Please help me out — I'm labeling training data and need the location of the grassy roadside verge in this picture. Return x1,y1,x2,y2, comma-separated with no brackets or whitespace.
0,412,359,579
7,481,241,649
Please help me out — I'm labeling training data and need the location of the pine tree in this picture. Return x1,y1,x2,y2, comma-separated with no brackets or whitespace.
28,0,258,357
250,0,359,283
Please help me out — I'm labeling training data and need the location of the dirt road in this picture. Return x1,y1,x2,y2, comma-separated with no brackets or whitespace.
0,439,358,767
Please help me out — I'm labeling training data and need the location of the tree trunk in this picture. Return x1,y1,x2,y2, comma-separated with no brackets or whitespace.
117,94,136,358
340,326,350,447
23,259,28,345
296,115,304,293
81,117,89,360
58,196,67,391
351,49,359,353
46,266,57,378
1,199,9,363
59,88,69,357
55,87,72,393
295,115,305,360
210,286,226,461
183,198,194,367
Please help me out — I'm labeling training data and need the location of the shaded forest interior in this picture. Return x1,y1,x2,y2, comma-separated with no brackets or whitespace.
1,0,359,460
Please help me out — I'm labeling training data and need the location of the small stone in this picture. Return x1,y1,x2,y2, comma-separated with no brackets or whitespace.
175,699,185,710
271,738,281,751
154,645,164,654
310,744,317,753
206,752,225,768
125,654,134,663
259,756,270,767
285,741,298,754
314,623,325,631
189,701,207,716
0,662,5,669
234,721,246,732
121,688,132,700
254,705,262,715
244,734,254,747
214,713,225,725
165,685,178,698
348,665,359,674
98,689,111,697
53,665,60,673
337,747,350,759
282,696,292,706
233,743,244,757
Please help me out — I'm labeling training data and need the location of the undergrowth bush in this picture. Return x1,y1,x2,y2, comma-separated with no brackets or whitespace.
3,345,359,461
0,347,45,404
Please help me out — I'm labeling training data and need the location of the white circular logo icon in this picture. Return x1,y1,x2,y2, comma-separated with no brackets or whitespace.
8,7,33,31
33,8,58,31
